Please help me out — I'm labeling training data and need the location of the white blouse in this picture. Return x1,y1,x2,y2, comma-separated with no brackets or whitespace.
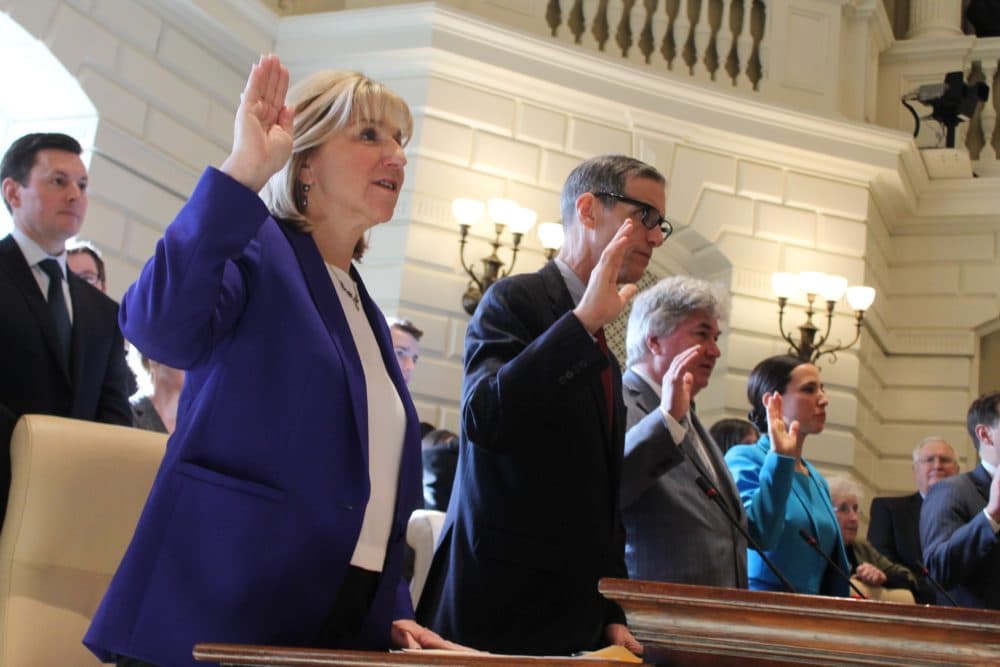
326,263,406,572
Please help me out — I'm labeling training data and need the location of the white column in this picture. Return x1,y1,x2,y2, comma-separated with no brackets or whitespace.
906,0,963,40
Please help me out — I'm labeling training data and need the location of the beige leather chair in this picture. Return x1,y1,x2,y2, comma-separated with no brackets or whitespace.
0,415,166,666
406,509,446,608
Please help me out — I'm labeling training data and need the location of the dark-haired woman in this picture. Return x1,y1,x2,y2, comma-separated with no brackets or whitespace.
724,354,849,596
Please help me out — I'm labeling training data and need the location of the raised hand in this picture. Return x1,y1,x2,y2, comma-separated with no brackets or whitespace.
763,391,801,459
574,220,639,334
220,53,294,193
987,466,1000,523
660,344,701,421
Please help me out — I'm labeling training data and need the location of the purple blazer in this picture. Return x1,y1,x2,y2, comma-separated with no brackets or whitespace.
84,168,422,666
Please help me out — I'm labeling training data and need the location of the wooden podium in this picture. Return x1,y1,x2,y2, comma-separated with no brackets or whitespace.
194,578,1000,666
193,644,629,666
599,577,1000,666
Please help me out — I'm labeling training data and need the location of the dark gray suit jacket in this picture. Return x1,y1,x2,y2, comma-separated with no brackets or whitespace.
620,369,748,588
868,492,938,603
417,261,627,655
921,465,1000,609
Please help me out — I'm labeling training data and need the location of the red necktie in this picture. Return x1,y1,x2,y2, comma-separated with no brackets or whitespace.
594,328,613,431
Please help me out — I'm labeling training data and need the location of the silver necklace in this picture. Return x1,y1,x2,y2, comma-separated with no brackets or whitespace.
335,275,361,311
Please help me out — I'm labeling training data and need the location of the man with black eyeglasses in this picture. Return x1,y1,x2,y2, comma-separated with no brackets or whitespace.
418,154,670,657
868,436,960,603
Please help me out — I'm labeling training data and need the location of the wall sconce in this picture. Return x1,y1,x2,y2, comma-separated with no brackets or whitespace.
537,222,564,260
455,197,537,315
771,271,876,364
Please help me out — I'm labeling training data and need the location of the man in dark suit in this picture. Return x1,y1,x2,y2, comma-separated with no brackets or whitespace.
868,436,959,604
0,133,131,524
921,392,1000,609
418,155,669,656
619,275,748,588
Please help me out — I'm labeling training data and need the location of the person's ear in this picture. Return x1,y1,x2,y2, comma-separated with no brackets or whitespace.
575,192,598,231
646,334,662,356
976,423,995,449
1,177,21,211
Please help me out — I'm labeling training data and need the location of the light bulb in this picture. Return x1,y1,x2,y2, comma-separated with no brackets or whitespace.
537,222,564,251
846,285,876,311
508,207,537,234
771,272,798,299
452,198,484,227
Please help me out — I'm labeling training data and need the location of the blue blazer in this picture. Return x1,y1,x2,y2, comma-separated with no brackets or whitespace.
725,437,849,596
85,168,422,666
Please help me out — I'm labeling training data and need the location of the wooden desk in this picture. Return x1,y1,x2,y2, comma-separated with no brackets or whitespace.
194,644,632,666
600,578,1000,666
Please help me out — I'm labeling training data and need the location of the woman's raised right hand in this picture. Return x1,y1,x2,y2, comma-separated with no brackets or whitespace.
220,54,294,193
763,391,801,459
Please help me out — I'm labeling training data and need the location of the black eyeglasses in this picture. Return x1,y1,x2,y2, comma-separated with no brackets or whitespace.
592,192,674,239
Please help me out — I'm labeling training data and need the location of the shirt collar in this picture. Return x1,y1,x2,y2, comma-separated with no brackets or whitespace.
11,226,67,274
982,458,997,478
629,365,661,398
553,257,586,306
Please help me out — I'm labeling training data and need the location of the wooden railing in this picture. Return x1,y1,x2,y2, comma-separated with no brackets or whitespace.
545,0,767,90
601,577,1000,666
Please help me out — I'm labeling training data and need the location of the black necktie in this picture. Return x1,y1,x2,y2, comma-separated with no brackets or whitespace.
38,259,71,364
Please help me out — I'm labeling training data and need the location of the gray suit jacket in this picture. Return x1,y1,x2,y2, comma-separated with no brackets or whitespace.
620,369,748,588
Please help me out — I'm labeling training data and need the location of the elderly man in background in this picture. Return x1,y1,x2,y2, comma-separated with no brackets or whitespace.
868,436,959,603
619,275,747,588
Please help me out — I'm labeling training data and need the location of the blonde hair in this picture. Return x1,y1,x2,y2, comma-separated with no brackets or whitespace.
261,70,413,258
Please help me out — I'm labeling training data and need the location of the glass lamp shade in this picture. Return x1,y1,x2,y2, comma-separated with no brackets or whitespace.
508,207,537,235
771,272,798,299
819,275,848,302
846,285,876,311
798,271,827,297
537,222,564,251
487,197,519,227
452,198,485,227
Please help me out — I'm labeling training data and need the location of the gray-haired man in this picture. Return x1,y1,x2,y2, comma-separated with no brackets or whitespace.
620,275,748,588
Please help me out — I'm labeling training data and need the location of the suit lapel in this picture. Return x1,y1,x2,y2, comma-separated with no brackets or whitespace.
691,410,742,512
539,263,612,439
540,262,620,497
353,265,423,512
279,223,369,467
0,236,70,382
971,465,992,502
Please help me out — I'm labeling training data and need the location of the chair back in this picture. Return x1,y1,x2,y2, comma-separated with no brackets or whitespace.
406,509,446,607
0,415,166,666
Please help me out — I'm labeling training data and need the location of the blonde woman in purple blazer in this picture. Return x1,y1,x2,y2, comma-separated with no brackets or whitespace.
86,55,460,667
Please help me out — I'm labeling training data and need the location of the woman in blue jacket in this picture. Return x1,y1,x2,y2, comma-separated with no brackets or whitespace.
85,55,459,666
724,354,850,596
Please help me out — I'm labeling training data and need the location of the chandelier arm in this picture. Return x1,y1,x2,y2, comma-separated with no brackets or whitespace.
810,300,837,352
502,232,524,277
776,299,802,357
458,233,484,293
